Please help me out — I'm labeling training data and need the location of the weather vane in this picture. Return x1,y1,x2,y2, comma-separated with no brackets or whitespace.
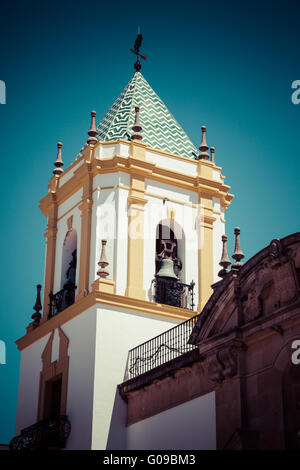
130,27,146,72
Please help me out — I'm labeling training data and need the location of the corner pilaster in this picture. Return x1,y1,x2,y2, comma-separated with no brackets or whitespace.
125,141,148,300
197,191,215,312
42,181,59,320
76,161,94,301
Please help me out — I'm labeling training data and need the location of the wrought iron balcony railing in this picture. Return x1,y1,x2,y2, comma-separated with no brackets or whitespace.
48,282,76,318
152,276,195,310
126,313,200,380
9,415,71,450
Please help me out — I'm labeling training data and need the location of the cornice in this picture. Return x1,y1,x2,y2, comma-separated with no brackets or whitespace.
39,145,234,216
16,292,195,351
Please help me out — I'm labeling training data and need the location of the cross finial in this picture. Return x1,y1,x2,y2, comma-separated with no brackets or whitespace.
130,30,146,72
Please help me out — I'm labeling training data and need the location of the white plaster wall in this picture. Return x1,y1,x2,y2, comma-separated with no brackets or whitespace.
51,329,59,363
93,172,119,190
57,189,82,219
59,158,85,187
92,305,179,450
212,197,225,283
212,169,221,181
94,144,116,159
62,307,97,450
146,150,198,177
90,188,116,284
119,143,130,157
90,173,129,295
15,334,50,435
126,392,216,450
94,142,130,160
89,193,98,287
146,180,198,205
15,308,97,449
115,187,129,296
143,186,198,310
53,206,81,295
93,172,130,191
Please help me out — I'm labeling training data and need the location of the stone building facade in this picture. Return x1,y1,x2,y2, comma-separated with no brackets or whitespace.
119,232,300,450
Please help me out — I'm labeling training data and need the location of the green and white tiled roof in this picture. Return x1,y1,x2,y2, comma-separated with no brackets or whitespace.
94,72,198,159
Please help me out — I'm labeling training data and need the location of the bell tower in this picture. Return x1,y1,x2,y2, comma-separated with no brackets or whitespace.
12,50,233,450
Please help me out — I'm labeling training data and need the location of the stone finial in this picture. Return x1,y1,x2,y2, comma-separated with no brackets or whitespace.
131,106,143,141
218,235,231,279
87,110,98,145
210,146,215,164
31,284,42,327
97,240,109,278
232,227,245,271
53,142,64,175
198,126,210,160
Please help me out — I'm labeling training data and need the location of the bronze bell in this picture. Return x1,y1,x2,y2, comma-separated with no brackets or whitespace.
156,258,178,280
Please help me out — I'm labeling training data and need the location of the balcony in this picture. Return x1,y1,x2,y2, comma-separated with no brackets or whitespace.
48,282,76,318
125,313,200,380
153,276,195,310
9,415,71,450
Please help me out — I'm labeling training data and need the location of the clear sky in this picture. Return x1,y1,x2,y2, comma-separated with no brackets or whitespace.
0,0,299,444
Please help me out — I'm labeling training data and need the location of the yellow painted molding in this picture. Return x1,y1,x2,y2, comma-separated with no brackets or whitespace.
127,195,148,206
76,172,93,301
42,197,58,318
91,278,116,294
145,191,196,208
197,193,215,311
125,286,146,300
130,140,147,159
125,173,147,301
16,292,195,351
40,151,234,215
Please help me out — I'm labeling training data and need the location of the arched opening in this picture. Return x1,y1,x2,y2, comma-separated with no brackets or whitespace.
153,221,194,309
155,223,182,278
61,229,77,290
49,229,77,318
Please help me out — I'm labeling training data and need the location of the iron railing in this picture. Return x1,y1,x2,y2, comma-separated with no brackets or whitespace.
153,277,195,310
9,415,71,450
126,313,200,380
48,283,76,318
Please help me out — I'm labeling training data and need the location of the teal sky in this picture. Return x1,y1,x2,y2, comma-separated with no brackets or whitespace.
0,0,299,444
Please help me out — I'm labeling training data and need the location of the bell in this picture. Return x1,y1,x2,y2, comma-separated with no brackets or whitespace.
156,258,178,280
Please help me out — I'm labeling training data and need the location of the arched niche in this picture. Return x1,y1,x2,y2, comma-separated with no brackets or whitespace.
155,219,185,282
61,229,77,290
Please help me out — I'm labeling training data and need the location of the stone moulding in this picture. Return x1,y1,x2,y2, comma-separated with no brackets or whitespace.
189,232,300,346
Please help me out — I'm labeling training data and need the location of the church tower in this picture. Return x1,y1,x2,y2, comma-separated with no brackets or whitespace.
12,41,233,450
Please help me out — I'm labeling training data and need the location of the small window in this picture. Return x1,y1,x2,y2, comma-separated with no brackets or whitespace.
43,376,62,419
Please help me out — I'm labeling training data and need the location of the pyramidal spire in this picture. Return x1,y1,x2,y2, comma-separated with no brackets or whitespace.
94,72,198,159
